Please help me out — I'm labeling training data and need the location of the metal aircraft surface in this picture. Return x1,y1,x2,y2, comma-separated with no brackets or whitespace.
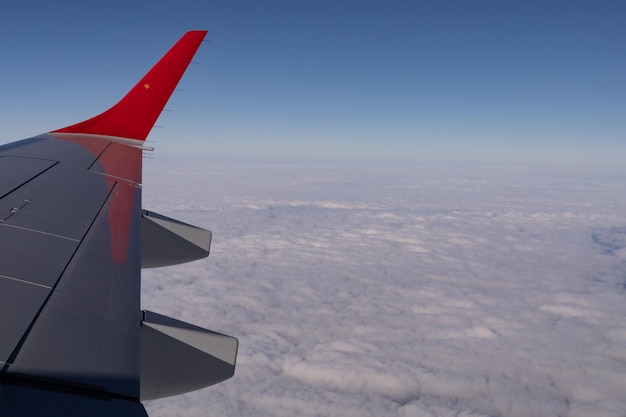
0,31,237,416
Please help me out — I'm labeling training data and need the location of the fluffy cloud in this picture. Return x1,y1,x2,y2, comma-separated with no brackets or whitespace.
141,160,626,417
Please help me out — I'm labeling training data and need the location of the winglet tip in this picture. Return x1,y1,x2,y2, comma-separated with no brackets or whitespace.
52,30,208,141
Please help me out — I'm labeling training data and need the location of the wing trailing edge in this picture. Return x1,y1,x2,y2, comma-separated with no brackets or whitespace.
52,30,207,141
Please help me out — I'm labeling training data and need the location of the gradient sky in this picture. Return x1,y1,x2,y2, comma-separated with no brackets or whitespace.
0,1,624,163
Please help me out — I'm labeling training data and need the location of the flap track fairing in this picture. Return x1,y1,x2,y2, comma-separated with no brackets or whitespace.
140,311,238,401
141,210,211,268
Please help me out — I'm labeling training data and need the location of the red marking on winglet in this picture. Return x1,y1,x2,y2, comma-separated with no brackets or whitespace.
52,30,207,141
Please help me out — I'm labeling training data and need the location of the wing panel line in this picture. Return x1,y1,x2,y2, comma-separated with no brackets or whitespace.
0,160,58,201
0,275,52,290
86,141,112,172
0,224,81,242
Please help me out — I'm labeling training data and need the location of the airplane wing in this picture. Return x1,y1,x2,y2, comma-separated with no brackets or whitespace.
0,31,237,416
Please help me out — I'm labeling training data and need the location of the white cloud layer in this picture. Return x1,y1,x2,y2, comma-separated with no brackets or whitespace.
140,160,626,417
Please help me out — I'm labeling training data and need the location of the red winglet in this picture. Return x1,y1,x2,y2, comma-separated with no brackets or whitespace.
52,30,207,141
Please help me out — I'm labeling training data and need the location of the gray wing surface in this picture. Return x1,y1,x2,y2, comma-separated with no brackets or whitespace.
0,134,146,415
0,31,237,416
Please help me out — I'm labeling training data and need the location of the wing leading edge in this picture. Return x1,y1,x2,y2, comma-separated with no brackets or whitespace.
0,31,237,417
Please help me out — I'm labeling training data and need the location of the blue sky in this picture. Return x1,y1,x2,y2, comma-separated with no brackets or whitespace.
0,1,624,163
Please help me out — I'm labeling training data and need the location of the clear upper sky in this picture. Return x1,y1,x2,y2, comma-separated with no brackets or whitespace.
0,1,624,163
